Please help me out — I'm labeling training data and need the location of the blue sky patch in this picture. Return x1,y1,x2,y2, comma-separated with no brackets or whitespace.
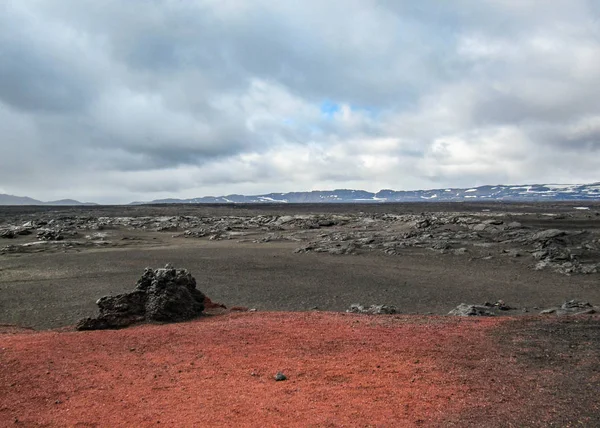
320,100,341,117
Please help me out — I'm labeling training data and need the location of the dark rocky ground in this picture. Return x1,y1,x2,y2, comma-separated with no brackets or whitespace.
1,202,599,329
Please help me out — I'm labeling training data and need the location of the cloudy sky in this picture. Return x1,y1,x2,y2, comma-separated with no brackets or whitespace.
1,0,599,203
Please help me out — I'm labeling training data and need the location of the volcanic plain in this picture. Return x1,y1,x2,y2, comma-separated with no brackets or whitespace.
1,202,599,426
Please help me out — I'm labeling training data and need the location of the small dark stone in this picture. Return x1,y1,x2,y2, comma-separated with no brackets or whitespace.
274,372,287,381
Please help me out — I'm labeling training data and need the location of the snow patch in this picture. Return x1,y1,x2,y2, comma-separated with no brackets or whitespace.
543,184,579,190
258,196,282,202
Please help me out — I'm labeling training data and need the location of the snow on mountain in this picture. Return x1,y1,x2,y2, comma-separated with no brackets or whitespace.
6,184,600,206
142,183,600,204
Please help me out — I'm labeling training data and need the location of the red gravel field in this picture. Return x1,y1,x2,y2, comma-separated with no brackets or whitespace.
1,312,598,427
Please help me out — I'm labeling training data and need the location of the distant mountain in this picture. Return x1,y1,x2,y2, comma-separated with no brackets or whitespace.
138,183,600,204
4,183,600,206
44,199,98,206
0,194,96,206
0,194,43,205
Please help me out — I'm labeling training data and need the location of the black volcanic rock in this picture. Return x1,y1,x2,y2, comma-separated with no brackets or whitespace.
448,303,496,316
76,265,206,330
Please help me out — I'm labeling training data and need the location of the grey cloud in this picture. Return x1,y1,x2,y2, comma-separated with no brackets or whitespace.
0,45,90,113
0,0,599,202
38,0,452,106
0,4,107,115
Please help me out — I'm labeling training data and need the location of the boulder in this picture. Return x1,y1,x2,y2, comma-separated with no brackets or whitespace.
37,229,65,241
561,300,592,311
531,229,566,242
448,303,496,316
347,304,398,315
77,265,206,330
483,219,504,225
540,300,597,316
0,229,16,239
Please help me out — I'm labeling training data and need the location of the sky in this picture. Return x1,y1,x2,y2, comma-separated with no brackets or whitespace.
1,0,599,203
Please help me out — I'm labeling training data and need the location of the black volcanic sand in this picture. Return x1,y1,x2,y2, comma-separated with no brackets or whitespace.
1,202,599,329
2,200,600,219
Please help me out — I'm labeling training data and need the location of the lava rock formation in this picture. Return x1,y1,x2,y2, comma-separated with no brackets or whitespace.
76,264,205,330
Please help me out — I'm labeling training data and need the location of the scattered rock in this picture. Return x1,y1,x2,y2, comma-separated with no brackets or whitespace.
431,241,450,250
85,232,109,241
295,241,357,255
531,229,566,242
489,300,512,310
416,219,431,229
448,303,495,316
561,300,592,310
539,300,598,316
0,227,32,239
502,249,522,257
347,304,398,315
37,229,65,241
483,219,504,226
274,372,287,381
0,229,16,239
3,211,599,276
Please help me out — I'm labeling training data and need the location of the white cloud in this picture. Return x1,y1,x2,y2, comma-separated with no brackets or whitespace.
0,0,599,202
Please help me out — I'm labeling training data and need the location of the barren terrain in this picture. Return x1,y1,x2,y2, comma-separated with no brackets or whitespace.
1,202,599,426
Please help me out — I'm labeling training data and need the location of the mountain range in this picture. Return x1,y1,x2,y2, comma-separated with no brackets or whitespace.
0,194,97,206
2,183,600,205
139,183,600,204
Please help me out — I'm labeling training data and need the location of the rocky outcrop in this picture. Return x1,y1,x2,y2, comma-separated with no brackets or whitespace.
77,265,206,330
0,227,32,239
539,300,598,316
37,229,65,241
448,303,497,316
347,304,398,314
3,210,600,275
448,301,513,316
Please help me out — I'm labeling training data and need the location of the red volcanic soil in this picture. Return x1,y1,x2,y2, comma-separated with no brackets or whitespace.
1,313,599,427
